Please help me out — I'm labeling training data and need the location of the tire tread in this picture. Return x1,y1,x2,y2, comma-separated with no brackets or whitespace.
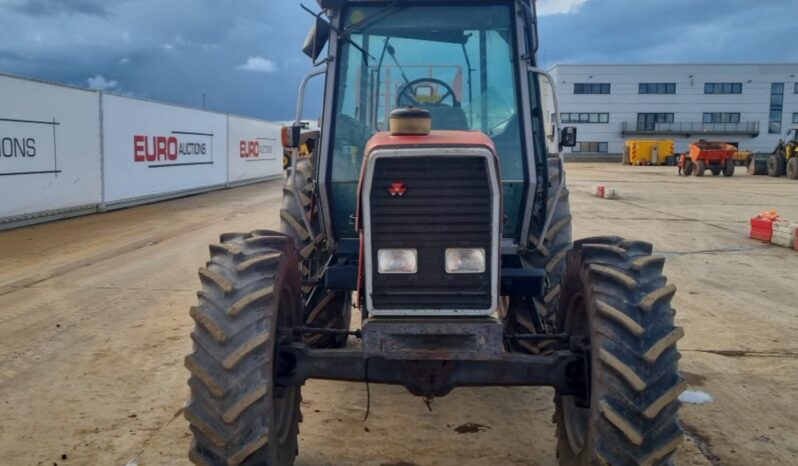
556,237,684,465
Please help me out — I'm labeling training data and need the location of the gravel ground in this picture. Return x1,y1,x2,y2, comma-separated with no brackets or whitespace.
1,164,796,466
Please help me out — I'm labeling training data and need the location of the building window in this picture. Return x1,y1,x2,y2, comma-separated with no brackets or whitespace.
703,112,741,124
795,83,798,94
770,83,784,134
636,113,674,131
704,82,742,94
574,83,610,94
574,142,608,153
793,113,798,124
561,112,610,123
639,83,676,94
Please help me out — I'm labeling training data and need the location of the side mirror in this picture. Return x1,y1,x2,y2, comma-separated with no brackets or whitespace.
560,126,577,148
281,125,302,149
302,16,331,61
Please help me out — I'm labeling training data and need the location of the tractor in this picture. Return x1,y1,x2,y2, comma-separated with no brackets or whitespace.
183,1,685,465
768,128,798,179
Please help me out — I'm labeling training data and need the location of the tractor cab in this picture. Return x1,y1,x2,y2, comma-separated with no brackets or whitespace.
297,0,571,244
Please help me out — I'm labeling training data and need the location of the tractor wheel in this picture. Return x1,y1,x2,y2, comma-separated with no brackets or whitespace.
723,159,735,177
281,158,351,348
787,157,798,180
185,231,303,466
749,156,767,175
767,154,786,177
504,155,573,353
683,160,693,177
695,160,706,177
555,237,685,466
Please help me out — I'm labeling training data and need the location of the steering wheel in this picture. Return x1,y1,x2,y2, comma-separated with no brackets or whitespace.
397,78,459,108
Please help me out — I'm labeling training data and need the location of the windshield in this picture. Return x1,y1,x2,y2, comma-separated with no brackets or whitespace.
330,4,525,184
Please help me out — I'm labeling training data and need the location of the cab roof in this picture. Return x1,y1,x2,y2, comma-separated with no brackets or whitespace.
318,0,525,9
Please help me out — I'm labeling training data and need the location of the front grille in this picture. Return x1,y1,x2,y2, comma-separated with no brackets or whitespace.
369,156,493,311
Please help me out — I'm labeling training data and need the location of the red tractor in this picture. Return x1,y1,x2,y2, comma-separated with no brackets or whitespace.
679,141,736,177
183,2,685,465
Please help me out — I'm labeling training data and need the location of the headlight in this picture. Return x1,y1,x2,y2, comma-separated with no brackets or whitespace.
445,248,486,274
378,249,417,274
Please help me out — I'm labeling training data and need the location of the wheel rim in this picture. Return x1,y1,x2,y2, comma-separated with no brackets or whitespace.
562,292,591,454
273,284,299,446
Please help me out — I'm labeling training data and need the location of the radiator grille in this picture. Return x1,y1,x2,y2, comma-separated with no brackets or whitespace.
369,156,493,310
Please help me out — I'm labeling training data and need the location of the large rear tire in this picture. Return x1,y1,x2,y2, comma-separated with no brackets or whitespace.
281,159,351,348
555,237,685,465
787,157,798,180
185,231,303,466
768,154,786,177
505,156,573,353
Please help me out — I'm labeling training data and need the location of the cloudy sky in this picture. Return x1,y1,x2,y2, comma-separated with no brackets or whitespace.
0,0,795,121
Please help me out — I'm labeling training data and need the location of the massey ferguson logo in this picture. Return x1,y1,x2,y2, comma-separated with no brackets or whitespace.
133,132,213,168
388,182,407,197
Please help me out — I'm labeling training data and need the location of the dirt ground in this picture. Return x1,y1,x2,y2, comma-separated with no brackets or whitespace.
1,164,797,466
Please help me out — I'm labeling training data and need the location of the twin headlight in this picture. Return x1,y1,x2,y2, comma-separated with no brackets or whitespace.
377,248,486,274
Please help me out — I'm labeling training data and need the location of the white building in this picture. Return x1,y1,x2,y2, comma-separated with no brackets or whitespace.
543,64,798,155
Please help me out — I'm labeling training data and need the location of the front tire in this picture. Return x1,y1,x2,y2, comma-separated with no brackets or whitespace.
749,155,767,175
683,159,693,176
768,154,785,177
722,159,735,177
787,157,798,180
695,160,706,177
185,231,303,466
555,237,685,465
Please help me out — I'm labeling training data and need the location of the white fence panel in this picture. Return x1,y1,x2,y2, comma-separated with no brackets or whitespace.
102,95,228,204
0,74,101,222
227,116,283,184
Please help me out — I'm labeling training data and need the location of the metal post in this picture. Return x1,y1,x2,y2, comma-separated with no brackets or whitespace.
528,66,565,252
290,67,327,242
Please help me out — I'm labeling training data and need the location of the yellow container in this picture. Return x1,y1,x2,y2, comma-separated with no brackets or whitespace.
624,139,675,165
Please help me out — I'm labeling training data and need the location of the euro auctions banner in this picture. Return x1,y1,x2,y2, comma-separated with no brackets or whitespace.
0,74,102,220
227,115,283,184
1,120,57,176
102,94,228,203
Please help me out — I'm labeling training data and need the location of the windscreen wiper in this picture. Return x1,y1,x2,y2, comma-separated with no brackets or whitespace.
386,45,411,86
345,37,375,64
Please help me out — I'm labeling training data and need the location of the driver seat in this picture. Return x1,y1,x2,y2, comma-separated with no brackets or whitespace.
423,104,469,131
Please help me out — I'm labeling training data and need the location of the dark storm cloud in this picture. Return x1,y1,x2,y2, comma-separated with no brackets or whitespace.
0,0,795,120
538,0,798,66
10,0,110,17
